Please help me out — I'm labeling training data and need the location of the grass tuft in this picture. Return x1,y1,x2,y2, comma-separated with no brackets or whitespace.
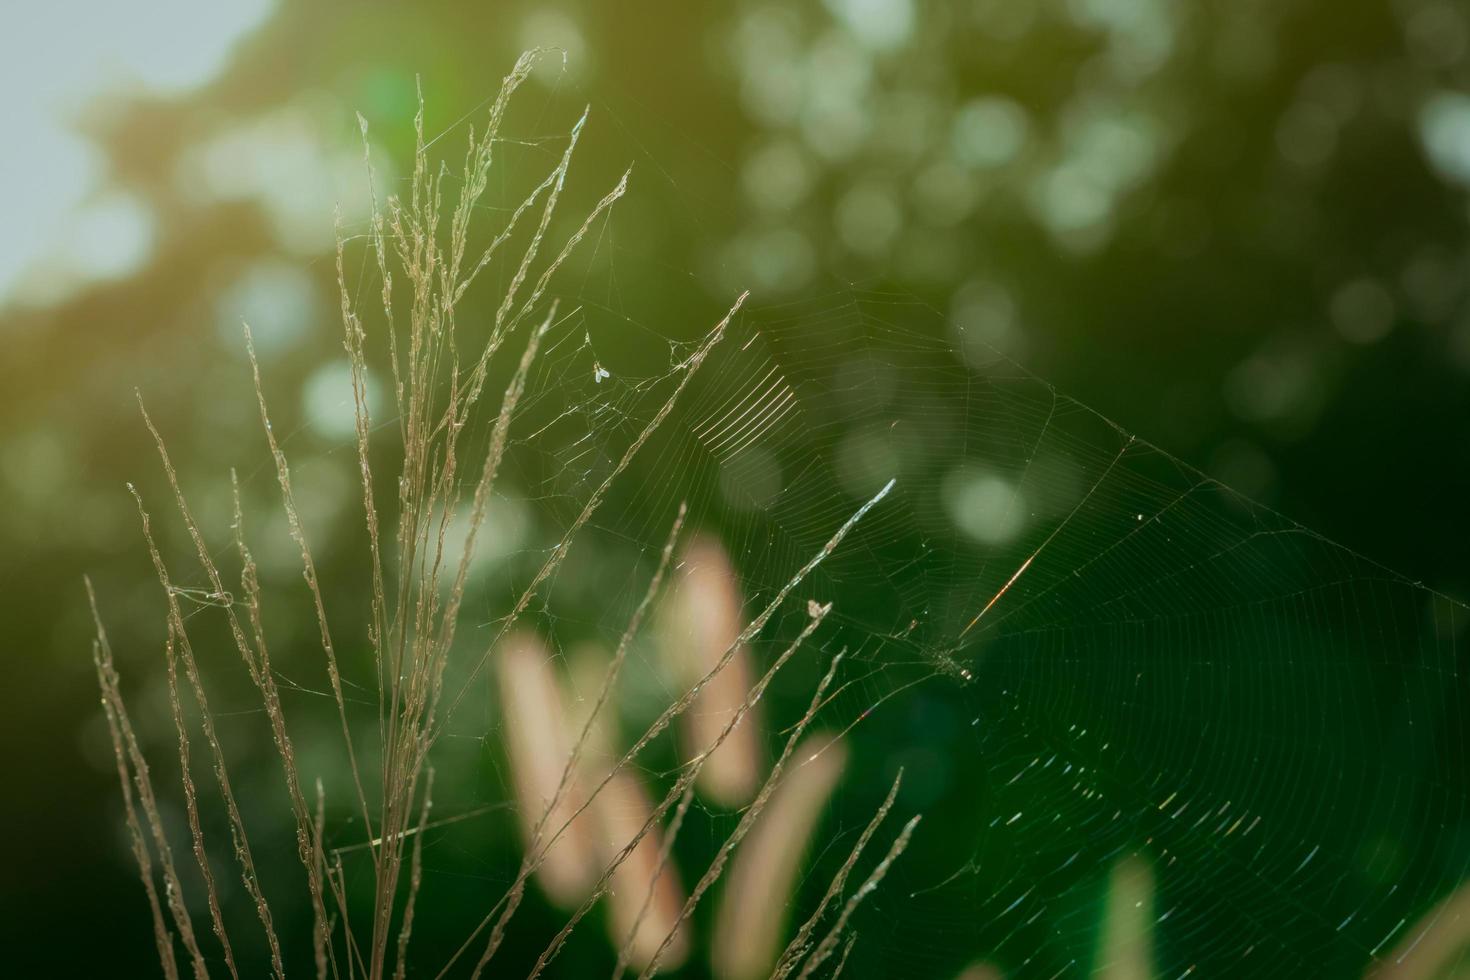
90,50,916,980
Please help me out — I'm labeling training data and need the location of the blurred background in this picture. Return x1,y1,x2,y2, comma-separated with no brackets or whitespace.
5,0,1470,976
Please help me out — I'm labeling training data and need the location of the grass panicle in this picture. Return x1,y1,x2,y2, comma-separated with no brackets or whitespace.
91,50,917,980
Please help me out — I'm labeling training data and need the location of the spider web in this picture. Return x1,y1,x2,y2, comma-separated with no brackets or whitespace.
386,251,1467,978
182,90,1470,979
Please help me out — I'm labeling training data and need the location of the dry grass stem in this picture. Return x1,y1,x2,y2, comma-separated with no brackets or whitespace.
793,813,922,980
90,52,919,980
608,781,696,976
636,632,843,980
764,768,905,980
161,619,240,980
526,596,838,980
130,483,284,974
88,578,191,980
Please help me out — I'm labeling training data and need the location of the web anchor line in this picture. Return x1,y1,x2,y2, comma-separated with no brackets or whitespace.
959,436,1136,640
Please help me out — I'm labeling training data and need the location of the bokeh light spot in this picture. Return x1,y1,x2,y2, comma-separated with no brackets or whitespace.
943,466,1025,546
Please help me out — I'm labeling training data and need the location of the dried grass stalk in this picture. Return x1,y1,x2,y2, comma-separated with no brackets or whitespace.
89,52,919,980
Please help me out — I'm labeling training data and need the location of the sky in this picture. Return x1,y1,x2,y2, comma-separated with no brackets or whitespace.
0,1,275,307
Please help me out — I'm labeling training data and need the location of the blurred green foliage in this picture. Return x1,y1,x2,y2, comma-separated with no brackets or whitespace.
5,1,1470,976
